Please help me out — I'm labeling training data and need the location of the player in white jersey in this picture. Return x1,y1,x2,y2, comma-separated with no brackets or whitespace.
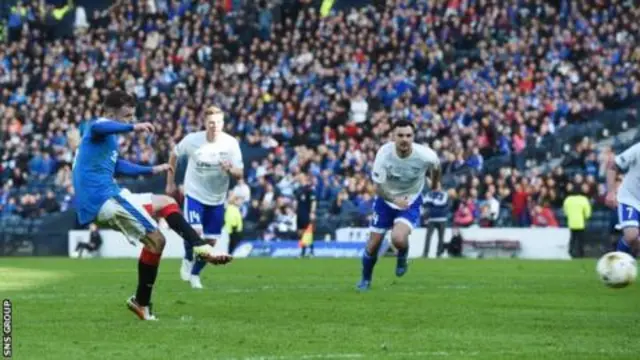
357,120,441,291
166,106,244,289
605,143,640,258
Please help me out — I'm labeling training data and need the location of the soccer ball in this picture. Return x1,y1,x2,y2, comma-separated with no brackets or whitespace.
596,251,637,288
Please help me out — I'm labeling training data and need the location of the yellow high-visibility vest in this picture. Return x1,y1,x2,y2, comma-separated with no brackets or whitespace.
320,0,335,18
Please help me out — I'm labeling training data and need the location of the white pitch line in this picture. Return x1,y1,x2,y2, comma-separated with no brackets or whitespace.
227,350,479,360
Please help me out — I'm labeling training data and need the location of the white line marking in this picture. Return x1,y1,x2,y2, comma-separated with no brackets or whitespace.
225,351,474,360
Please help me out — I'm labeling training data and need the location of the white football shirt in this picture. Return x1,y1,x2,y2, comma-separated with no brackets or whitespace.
615,142,640,210
174,131,244,206
371,142,440,209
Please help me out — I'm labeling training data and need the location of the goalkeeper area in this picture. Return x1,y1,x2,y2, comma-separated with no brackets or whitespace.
3,258,639,360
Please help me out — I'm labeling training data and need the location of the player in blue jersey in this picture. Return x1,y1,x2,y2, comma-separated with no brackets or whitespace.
423,186,449,257
72,90,231,320
357,121,441,291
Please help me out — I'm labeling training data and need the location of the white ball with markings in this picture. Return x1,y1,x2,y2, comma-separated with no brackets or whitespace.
596,251,637,288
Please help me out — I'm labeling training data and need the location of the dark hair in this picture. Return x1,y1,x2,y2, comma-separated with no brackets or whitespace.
104,90,135,110
391,119,415,130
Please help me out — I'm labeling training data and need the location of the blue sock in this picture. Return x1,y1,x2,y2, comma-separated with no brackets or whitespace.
361,250,378,282
616,238,636,258
397,247,408,261
191,260,206,276
184,239,193,261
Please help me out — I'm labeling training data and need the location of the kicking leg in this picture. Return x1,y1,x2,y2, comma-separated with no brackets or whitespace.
152,195,231,283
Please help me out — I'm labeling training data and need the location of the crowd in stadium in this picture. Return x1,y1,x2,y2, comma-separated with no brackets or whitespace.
1,0,639,235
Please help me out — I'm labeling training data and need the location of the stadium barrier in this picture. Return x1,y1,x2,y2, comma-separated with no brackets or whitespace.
334,227,572,260
67,228,230,258
66,227,571,259
231,240,391,258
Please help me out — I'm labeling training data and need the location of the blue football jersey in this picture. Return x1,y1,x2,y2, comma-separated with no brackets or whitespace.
424,190,449,222
72,118,134,225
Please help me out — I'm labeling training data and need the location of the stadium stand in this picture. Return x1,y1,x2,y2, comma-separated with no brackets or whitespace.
1,0,639,254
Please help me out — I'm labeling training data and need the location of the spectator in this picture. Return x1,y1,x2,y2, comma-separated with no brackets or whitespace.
563,186,592,259
1,198,17,217
453,202,474,228
18,194,39,218
74,223,103,259
224,195,243,254
423,187,449,258
512,182,530,227
0,0,638,239
231,178,251,215
41,190,60,214
481,191,501,226
446,228,464,258
270,205,297,241
531,202,559,228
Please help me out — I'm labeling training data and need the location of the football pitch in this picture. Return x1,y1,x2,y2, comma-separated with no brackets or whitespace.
2,258,639,360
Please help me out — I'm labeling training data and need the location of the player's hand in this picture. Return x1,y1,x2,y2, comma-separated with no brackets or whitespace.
133,122,155,133
394,197,410,210
166,181,177,195
605,192,617,209
220,160,232,172
152,163,172,174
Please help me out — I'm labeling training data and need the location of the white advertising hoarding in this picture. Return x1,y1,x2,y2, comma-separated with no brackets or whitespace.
68,228,229,258
334,227,571,260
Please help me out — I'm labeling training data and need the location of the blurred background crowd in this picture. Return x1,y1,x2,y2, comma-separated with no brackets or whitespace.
1,0,639,241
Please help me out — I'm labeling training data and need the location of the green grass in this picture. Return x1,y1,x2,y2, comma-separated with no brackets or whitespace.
2,258,640,360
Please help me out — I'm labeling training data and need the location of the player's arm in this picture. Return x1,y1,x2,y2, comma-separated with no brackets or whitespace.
90,120,154,138
224,165,244,180
222,141,244,180
430,166,441,190
166,151,179,193
606,145,638,207
426,147,441,190
166,136,190,194
116,159,170,177
371,148,395,203
90,120,133,137
310,190,317,221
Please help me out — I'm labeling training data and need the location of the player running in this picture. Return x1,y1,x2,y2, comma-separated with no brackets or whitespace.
72,91,231,321
357,120,441,291
606,144,640,258
166,105,244,289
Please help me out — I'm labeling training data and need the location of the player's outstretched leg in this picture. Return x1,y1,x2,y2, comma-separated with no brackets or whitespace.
617,226,639,258
391,221,412,277
147,195,232,281
127,231,165,321
357,232,384,291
